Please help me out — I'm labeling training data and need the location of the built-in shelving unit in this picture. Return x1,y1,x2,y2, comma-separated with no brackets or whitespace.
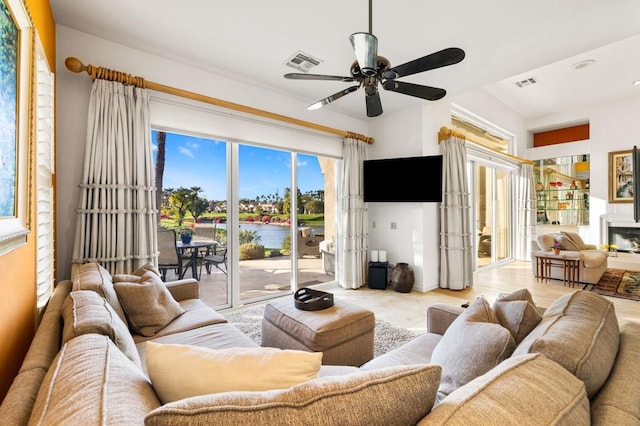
534,155,590,226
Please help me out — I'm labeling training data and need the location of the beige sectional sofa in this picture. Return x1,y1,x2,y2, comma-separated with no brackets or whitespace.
1,262,639,425
531,231,608,284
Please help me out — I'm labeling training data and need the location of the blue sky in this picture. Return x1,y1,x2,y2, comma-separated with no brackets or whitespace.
151,130,325,201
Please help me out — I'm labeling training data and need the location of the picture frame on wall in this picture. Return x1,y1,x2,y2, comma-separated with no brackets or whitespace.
0,0,33,255
609,150,633,203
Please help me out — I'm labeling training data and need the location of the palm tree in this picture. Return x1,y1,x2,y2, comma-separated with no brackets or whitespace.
154,131,166,222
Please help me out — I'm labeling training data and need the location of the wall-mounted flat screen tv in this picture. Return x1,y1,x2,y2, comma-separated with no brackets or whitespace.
363,155,443,202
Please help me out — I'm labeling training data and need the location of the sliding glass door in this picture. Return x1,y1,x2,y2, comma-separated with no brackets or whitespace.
473,161,512,268
237,144,292,304
154,129,337,309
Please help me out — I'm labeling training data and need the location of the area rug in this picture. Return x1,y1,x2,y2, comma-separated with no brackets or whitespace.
223,305,417,358
587,268,640,301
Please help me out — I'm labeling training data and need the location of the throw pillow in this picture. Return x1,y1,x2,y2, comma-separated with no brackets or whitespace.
62,290,141,368
113,263,161,283
145,343,324,403
113,271,184,337
553,232,581,251
564,231,588,250
430,297,516,399
423,354,590,425
144,364,441,425
492,288,542,344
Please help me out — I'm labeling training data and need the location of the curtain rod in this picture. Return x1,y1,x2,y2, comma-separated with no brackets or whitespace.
64,57,374,145
438,126,534,165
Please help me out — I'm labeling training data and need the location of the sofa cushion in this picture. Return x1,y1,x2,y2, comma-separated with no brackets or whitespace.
513,290,619,398
430,297,516,399
493,289,542,344
146,342,323,404
422,353,590,425
144,364,441,426
114,271,185,337
62,290,141,368
29,334,160,425
72,262,127,324
360,332,441,371
591,321,640,425
536,234,556,251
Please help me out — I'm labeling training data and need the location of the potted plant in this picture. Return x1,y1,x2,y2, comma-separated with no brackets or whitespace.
552,242,561,255
179,226,193,244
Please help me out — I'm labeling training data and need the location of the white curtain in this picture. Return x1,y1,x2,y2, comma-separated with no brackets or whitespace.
440,136,473,289
515,163,536,260
72,79,157,275
337,138,367,289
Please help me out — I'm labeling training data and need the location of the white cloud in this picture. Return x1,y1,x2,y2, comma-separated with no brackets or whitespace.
298,160,308,167
179,146,194,158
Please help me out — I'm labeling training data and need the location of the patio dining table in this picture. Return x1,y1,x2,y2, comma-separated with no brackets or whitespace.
176,241,217,280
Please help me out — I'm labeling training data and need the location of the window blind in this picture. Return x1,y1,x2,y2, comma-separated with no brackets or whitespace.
35,44,55,309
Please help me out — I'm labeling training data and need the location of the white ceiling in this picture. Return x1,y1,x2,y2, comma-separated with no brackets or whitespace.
50,0,640,121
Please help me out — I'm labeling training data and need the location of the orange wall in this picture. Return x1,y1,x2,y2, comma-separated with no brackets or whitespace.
533,123,590,147
0,0,55,403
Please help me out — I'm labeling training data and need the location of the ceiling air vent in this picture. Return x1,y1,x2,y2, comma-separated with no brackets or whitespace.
514,77,538,88
284,51,322,73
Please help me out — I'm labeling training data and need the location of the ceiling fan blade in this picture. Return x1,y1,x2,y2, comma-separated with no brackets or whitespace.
365,90,383,117
382,47,465,80
349,32,378,77
285,73,356,82
382,80,446,101
307,85,360,110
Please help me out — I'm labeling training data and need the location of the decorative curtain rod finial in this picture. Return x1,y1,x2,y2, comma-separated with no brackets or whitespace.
65,57,86,74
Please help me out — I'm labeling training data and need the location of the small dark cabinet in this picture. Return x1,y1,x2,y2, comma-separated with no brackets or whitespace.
368,262,389,289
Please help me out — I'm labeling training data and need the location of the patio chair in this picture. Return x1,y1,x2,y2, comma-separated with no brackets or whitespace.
298,227,321,258
157,228,189,280
193,225,217,242
201,247,228,275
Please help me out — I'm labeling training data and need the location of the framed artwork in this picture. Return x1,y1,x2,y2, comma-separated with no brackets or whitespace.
609,150,633,203
0,0,32,255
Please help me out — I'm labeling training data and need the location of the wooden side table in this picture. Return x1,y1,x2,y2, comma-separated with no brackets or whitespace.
534,253,581,287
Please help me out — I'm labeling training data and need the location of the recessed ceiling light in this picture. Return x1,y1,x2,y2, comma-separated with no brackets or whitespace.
634,80,640,86
572,59,595,70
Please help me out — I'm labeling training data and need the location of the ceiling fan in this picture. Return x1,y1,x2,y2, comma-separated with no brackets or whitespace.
284,0,465,117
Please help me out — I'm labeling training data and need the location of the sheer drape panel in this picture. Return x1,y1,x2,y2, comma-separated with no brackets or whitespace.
515,163,536,260
439,137,473,289
338,138,367,289
72,80,157,275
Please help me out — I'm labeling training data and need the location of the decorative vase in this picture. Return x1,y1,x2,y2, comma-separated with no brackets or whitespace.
390,263,414,293
181,234,192,244
535,182,544,191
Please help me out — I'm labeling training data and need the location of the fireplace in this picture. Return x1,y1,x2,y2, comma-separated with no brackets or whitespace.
606,223,640,253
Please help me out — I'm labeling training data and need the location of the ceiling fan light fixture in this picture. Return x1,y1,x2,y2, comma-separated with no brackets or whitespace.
307,101,324,111
349,32,378,76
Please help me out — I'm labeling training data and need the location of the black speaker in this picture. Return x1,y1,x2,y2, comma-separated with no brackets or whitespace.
368,262,389,289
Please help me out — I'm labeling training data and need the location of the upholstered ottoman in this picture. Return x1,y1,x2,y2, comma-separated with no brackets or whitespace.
261,297,375,366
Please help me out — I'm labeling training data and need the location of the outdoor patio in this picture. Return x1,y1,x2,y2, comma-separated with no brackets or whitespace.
162,255,335,308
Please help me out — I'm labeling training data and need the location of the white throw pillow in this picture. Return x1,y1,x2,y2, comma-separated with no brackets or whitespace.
146,342,323,403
